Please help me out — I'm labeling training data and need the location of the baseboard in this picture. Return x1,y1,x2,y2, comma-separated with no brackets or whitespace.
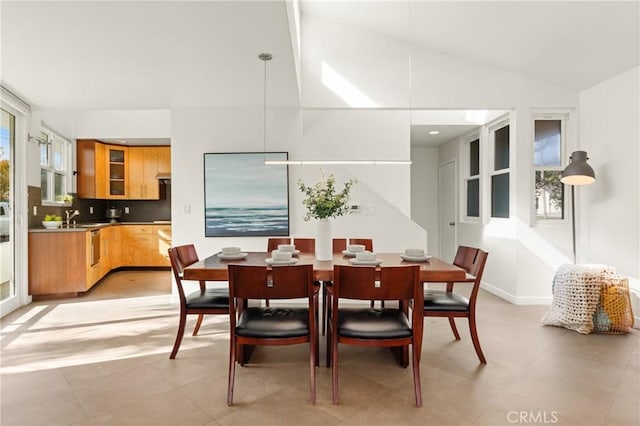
480,282,552,306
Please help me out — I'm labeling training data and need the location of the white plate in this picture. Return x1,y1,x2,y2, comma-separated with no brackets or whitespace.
349,258,383,266
400,254,432,262
217,252,248,260
341,250,358,257
265,258,298,265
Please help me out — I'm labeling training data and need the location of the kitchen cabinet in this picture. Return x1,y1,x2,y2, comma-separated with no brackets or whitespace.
77,140,107,199
106,145,128,199
120,224,170,267
128,147,166,199
28,231,93,297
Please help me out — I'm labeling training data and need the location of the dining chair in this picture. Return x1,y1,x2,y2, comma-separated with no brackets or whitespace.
327,264,424,407
332,238,347,253
293,237,315,254
267,237,291,252
227,264,318,405
168,245,229,359
423,245,489,364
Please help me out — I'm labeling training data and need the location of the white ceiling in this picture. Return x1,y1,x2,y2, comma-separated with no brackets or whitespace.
2,1,638,146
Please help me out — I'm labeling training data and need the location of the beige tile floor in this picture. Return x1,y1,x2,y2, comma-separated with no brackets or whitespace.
1,270,638,426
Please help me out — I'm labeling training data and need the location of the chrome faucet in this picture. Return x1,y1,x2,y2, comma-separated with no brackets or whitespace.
65,209,80,228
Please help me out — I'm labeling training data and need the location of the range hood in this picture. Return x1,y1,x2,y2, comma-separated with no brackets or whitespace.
155,172,171,183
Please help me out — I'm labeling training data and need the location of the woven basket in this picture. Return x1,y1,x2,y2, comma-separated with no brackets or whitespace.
593,277,634,334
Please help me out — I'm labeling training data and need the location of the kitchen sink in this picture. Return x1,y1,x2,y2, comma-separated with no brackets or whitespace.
77,223,110,228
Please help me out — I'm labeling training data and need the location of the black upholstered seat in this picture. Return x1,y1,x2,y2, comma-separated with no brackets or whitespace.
337,308,411,339
236,307,310,338
185,289,229,309
423,290,470,312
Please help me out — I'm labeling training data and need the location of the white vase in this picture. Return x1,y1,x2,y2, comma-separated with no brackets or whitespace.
315,218,332,261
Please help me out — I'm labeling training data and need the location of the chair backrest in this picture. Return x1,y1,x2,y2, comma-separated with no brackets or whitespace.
348,238,373,251
267,237,291,252
293,238,315,254
333,238,347,253
451,246,489,308
228,264,315,301
168,244,200,302
332,265,421,302
452,246,488,280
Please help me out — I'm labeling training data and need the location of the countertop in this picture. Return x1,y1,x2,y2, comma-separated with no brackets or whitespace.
29,221,172,233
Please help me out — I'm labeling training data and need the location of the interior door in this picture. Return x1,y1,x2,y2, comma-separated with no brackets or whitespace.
439,160,456,262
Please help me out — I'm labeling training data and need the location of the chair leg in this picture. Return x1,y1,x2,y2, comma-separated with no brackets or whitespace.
412,343,422,408
468,314,487,364
448,317,461,340
309,339,317,404
322,284,327,335
331,337,339,404
192,314,204,336
227,338,237,405
169,310,187,359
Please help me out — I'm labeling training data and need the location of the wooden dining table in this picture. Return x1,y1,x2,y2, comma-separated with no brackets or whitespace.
183,251,466,366
183,251,466,282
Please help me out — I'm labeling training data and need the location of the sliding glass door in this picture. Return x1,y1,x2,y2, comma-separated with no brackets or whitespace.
0,108,14,303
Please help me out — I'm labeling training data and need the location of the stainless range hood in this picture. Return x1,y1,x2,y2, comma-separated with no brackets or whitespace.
155,172,171,183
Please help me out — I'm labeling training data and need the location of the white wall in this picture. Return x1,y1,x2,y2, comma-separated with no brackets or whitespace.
411,146,440,256
579,67,639,292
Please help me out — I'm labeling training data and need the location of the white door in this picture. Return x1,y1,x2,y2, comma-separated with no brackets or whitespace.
439,160,456,262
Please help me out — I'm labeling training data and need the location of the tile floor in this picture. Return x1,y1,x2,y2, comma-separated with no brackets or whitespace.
1,270,638,426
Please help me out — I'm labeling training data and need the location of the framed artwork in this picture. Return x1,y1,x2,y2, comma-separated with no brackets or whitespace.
203,152,289,237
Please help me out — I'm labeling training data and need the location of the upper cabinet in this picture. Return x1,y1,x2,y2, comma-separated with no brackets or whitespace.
77,140,107,199
107,145,128,199
128,146,170,200
77,140,170,200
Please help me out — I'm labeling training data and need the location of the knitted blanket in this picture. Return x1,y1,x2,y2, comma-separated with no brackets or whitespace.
541,264,617,334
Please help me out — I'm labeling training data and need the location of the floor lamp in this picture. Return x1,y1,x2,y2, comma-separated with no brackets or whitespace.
560,150,596,264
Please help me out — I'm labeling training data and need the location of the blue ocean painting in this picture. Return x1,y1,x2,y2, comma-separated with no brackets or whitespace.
204,152,289,237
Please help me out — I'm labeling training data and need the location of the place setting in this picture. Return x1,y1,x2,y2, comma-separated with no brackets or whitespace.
400,248,432,263
265,249,298,266
342,243,366,257
277,243,300,256
348,251,383,266
217,247,248,260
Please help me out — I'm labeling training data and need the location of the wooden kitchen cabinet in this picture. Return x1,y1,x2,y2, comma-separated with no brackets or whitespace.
29,231,96,297
128,147,163,199
106,145,128,199
120,225,170,267
77,140,107,199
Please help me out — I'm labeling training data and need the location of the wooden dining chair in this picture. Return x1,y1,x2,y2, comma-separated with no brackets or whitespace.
328,265,424,407
227,264,318,405
293,238,315,254
267,237,291,252
423,246,489,364
332,238,347,253
168,245,229,359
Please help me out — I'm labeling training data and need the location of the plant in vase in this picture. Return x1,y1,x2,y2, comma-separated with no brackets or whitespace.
298,173,356,260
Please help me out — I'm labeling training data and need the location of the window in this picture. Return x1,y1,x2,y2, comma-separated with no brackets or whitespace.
40,125,71,204
533,115,566,220
464,136,480,218
490,122,510,218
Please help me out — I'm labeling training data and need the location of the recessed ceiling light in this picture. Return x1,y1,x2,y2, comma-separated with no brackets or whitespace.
428,130,440,135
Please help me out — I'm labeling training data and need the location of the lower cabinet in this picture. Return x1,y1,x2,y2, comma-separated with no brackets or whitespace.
120,225,170,267
28,224,170,298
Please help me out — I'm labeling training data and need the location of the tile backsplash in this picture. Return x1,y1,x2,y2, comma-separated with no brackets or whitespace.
28,184,172,228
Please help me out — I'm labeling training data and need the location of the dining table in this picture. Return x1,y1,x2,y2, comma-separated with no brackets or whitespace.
183,251,466,366
183,251,466,282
